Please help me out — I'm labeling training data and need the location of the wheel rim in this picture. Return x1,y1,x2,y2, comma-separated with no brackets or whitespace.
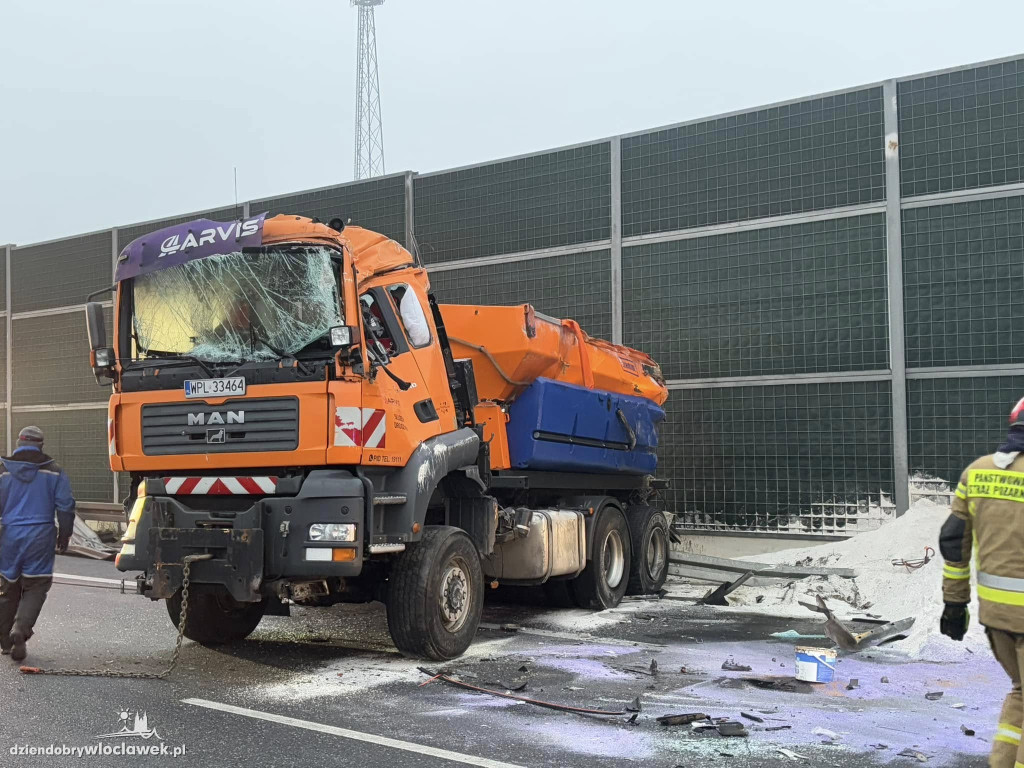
602,530,625,590
646,528,667,579
439,557,472,632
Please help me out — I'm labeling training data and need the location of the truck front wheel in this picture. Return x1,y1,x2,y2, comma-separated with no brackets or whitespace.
166,586,266,645
386,526,484,660
572,502,631,610
626,504,670,595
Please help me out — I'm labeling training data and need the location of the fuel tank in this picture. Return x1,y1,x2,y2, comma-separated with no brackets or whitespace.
438,304,667,406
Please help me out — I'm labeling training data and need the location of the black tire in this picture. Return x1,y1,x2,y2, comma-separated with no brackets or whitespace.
571,501,631,610
625,504,670,595
166,587,266,645
386,526,484,660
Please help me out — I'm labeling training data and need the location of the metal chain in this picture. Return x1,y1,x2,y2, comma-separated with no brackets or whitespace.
19,553,213,679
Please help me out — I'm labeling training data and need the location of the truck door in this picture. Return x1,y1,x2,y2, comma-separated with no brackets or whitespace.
331,285,440,467
381,278,458,432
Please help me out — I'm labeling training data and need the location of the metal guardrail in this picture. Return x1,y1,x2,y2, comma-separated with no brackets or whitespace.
77,501,126,524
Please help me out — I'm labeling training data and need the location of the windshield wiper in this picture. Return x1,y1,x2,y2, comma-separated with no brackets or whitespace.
128,351,216,378
219,320,315,378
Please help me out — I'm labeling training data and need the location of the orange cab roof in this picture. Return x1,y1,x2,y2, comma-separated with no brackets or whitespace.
261,215,413,283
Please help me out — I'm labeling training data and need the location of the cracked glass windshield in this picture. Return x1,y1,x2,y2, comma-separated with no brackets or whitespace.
132,245,342,364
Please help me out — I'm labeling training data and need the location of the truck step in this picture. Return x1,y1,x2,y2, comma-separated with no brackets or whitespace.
373,494,407,506
368,543,407,554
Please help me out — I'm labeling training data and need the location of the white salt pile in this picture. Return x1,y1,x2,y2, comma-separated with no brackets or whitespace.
726,498,986,661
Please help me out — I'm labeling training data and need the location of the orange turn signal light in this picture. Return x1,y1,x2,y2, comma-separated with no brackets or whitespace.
332,548,356,562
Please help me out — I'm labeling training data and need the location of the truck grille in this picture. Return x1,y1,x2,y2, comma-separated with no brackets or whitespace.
141,397,299,455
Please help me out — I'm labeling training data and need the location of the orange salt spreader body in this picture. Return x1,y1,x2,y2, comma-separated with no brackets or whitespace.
439,304,667,406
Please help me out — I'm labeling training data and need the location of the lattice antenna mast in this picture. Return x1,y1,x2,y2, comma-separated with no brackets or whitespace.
353,0,386,180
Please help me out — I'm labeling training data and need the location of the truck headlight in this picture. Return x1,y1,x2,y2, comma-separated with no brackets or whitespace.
308,523,356,542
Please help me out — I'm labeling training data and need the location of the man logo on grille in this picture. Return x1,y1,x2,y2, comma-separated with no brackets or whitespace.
206,428,226,444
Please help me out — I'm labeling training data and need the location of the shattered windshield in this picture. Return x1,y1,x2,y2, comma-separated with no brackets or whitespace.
132,245,342,364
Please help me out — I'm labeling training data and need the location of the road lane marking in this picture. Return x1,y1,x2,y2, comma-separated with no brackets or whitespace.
182,698,526,768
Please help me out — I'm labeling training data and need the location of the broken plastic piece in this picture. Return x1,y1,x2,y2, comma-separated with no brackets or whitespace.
925,691,944,701
656,712,708,726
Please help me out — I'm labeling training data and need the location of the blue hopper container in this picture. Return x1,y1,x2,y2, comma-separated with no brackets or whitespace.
505,378,665,475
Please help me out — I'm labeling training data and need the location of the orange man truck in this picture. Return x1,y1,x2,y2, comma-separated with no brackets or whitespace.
89,213,669,660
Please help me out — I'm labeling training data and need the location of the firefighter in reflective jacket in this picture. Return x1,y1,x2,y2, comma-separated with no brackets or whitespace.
940,396,1024,768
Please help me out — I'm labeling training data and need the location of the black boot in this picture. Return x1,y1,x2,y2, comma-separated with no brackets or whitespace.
9,628,25,661
0,634,10,655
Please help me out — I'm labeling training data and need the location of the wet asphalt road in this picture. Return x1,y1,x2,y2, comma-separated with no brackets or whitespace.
0,555,994,767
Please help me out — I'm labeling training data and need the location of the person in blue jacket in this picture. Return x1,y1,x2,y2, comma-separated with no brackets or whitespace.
0,426,75,661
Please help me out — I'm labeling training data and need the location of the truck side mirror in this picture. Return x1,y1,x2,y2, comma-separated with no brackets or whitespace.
85,302,115,384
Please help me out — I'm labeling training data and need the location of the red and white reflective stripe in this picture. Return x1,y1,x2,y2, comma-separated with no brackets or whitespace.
107,418,116,457
162,476,278,495
334,407,387,449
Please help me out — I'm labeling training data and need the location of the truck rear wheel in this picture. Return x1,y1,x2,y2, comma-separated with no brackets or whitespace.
571,501,631,610
626,504,669,595
166,586,266,645
386,526,484,660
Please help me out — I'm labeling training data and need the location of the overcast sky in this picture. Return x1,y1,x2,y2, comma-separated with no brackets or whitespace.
2,0,1023,246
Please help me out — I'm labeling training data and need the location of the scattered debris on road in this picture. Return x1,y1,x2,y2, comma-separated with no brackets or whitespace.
721,657,752,672
769,629,827,640
67,517,118,560
891,546,935,572
777,747,808,761
669,553,858,582
699,569,756,606
802,595,914,651
716,720,748,737
656,712,708,726
417,668,627,717
897,747,929,762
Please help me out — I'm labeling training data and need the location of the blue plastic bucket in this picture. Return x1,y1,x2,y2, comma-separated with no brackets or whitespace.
794,646,836,683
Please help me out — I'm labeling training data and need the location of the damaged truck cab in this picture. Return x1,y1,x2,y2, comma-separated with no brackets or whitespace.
90,213,670,660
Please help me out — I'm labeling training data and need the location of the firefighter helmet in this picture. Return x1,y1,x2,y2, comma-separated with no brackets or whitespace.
1010,397,1024,427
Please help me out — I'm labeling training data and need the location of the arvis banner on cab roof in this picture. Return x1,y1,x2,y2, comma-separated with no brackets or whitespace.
115,213,267,282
